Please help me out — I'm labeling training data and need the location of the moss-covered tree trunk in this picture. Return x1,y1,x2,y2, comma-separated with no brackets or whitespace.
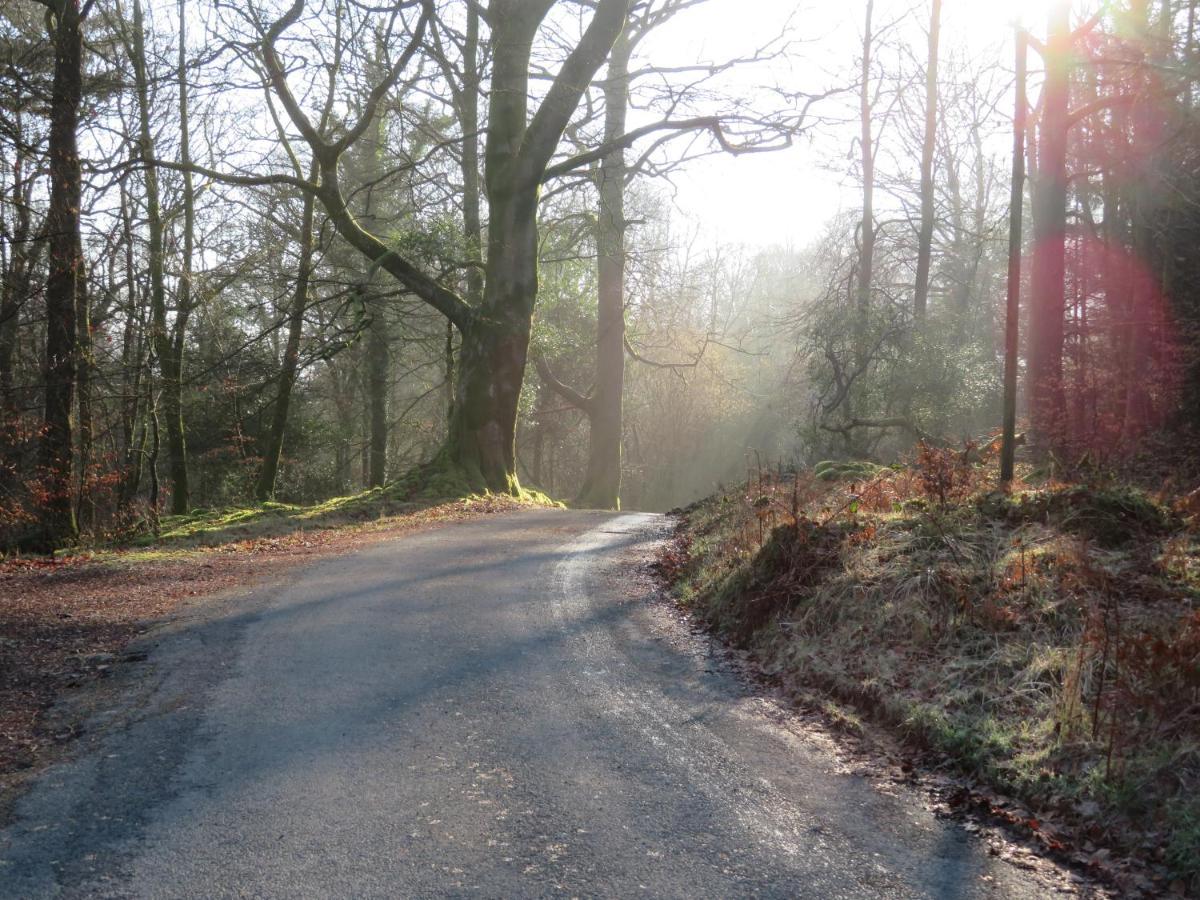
446,187,538,492
441,0,631,494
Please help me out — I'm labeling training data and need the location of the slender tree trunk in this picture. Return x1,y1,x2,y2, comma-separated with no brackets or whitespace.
255,188,317,500
577,27,631,510
37,0,86,548
75,237,94,532
1122,0,1164,440
129,0,189,513
148,386,160,533
450,2,482,427
1001,29,1028,486
913,0,941,322
1028,1,1072,452
854,0,876,369
118,178,145,505
171,0,197,508
366,290,389,488
0,114,38,420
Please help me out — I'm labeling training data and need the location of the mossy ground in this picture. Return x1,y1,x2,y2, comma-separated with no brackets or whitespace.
666,459,1200,890
66,457,561,561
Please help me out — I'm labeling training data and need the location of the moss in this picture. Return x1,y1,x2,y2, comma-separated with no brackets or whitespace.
96,456,561,555
814,459,884,482
982,484,1174,548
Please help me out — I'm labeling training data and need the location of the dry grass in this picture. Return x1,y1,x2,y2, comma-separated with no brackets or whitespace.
666,452,1200,891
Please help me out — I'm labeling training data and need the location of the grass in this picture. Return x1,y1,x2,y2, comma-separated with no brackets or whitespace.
67,458,562,559
665,453,1200,890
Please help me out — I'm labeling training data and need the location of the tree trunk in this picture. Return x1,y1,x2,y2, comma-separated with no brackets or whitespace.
913,0,941,321
366,290,389,488
446,189,537,492
855,0,876,367
75,236,95,533
1122,0,1165,441
129,0,189,514
577,27,631,510
37,0,85,548
0,111,39,421
255,189,317,500
118,177,146,506
442,0,630,493
171,0,197,509
1028,1,1071,451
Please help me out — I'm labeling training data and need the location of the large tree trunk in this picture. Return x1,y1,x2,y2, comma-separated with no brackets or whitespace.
1027,1,1072,451
912,0,941,321
446,188,537,492
577,27,631,510
441,0,630,493
37,0,85,548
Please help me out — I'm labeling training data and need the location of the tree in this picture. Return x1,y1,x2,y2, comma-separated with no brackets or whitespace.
912,0,940,321
1027,0,1072,451
124,0,191,514
33,0,89,548
243,0,632,493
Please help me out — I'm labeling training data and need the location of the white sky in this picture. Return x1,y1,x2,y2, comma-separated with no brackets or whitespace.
642,0,1060,249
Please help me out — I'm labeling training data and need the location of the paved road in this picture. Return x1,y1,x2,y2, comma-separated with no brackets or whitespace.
1,510,1070,898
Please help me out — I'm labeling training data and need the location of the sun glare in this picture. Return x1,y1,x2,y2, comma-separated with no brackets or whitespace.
959,0,1062,31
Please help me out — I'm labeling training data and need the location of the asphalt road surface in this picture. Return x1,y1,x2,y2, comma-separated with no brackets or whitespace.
0,510,1073,898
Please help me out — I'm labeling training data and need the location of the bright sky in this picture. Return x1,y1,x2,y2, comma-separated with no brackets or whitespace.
643,0,1057,250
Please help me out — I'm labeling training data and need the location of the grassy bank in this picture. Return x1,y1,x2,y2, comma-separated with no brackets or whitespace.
664,450,1199,891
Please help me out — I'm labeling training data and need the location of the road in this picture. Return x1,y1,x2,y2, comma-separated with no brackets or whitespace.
0,509,1071,898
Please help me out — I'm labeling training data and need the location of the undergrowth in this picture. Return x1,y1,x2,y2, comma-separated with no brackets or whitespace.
665,444,1200,891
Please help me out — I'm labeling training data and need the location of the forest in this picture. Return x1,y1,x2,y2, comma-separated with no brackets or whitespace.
2,0,1200,893
1,0,1196,546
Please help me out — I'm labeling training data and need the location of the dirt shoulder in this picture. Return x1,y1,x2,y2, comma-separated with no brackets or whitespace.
0,495,526,820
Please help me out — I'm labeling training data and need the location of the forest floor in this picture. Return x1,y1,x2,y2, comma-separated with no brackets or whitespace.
659,452,1200,897
0,488,532,820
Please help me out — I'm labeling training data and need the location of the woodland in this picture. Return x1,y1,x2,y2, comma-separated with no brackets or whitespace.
0,0,1196,546
3,0,1200,890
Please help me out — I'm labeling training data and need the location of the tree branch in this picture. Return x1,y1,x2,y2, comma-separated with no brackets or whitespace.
533,354,594,414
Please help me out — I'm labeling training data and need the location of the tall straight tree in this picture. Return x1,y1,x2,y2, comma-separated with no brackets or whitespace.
1027,0,1072,450
34,0,89,548
855,0,876,363
125,0,190,513
912,0,941,321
